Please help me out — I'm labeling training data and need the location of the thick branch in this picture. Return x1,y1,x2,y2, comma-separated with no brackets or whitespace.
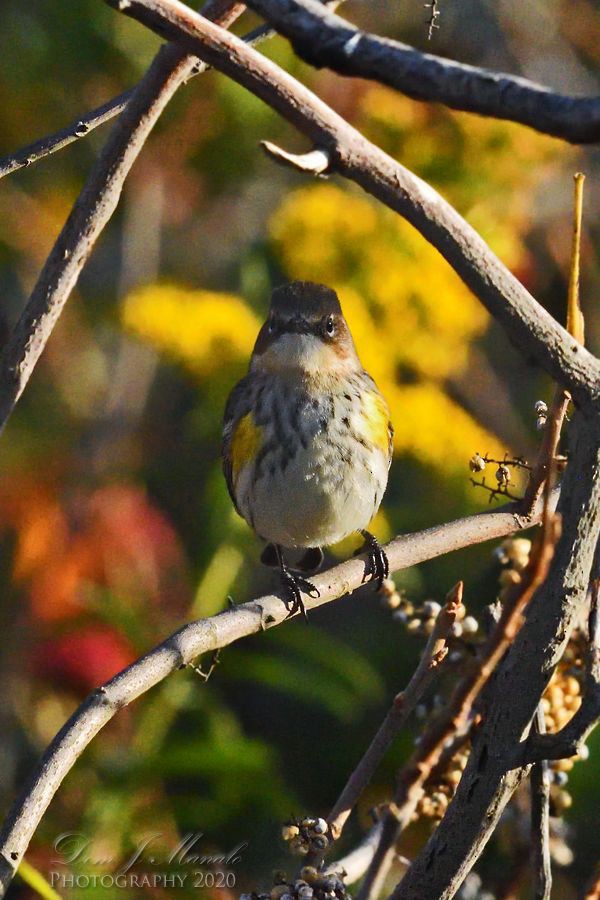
102,0,600,403
0,499,548,894
393,410,600,899
243,0,600,144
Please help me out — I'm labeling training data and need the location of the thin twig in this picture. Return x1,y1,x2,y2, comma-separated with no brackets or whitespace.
0,497,551,894
325,583,462,845
530,705,552,900
360,509,561,900
0,2,345,183
243,0,600,144
0,91,133,181
103,0,600,404
522,173,586,516
424,0,441,41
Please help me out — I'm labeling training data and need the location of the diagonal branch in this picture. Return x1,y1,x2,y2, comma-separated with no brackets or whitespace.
102,0,600,405
0,90,133,182
0,2,345,183
325,582,462,847
243,0,600,144
0,497,551,894
0,0,245,436
361,507,561,900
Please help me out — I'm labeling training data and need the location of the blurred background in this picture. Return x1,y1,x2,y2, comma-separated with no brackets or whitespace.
0,1,599,897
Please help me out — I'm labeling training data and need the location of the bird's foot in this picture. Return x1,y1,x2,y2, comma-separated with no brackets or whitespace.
359,530,389,590
279,567,320,621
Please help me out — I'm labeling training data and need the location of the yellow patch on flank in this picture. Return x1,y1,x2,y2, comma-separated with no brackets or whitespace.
231,413,262,481
361,391,392,456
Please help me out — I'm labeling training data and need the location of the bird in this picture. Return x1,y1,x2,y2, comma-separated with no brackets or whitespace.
222,281,393,619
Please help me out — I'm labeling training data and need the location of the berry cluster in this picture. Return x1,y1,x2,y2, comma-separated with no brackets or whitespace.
413,740,471,823
380,578,479,642
281,817,330,856
541,627,588,815
240,866,350,900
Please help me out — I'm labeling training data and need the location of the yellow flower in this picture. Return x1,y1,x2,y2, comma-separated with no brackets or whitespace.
122,284,260,377
270,184,488,381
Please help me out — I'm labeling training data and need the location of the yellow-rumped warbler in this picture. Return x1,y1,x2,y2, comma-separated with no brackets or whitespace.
222,281,393,618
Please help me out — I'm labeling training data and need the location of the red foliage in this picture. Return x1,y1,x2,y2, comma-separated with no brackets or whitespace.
34,625,135,693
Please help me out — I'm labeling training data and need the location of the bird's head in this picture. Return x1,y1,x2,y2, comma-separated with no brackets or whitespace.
250,281,360,378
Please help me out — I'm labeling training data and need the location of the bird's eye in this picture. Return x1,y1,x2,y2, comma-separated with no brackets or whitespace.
268,318,276,334
325,315,335,336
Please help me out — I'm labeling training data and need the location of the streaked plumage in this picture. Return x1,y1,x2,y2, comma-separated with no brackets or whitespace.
222,281,393,616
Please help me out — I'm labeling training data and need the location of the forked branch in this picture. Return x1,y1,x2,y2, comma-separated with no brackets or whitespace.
0,499,550,894
102,0,600,404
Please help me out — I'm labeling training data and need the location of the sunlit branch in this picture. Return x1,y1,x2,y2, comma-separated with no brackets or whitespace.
0,498,549,893
101,0,600,404
244,0,600,144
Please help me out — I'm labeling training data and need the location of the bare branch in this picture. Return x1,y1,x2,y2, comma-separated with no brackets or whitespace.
530,705,552,900
101,0,600,404
361,509,561,900
0,498,549,893
0,0,246,436
392,410,600,899
325,582,462,846
243,0,600,144
0,91,133,182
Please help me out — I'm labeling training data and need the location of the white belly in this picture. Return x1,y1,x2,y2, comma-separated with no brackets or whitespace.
236,433,388,549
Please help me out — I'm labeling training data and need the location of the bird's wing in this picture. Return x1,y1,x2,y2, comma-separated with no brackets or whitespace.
221,374,254,513
362,372,394,469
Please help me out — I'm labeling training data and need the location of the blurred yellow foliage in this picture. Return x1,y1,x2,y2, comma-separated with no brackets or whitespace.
271,189,488,381
269,187,506,469
120,87,563,484
357,84,570,212
122,284,260,377
265,85,570,477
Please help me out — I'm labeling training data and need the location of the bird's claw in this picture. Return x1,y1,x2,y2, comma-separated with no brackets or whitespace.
280,569,320,621
360,530,389,590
